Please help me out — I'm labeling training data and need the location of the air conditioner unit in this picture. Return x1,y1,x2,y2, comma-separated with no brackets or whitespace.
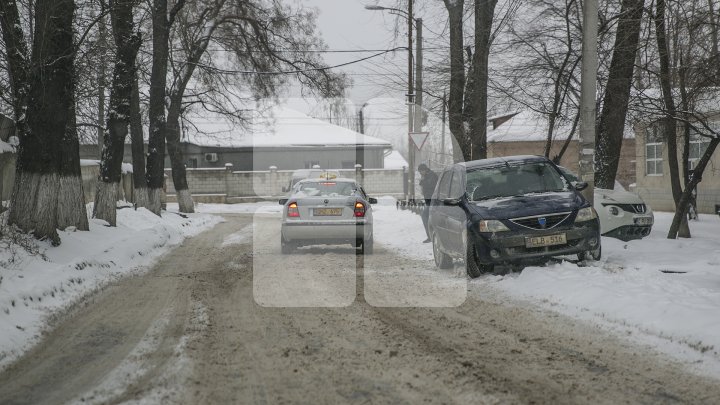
204,153,218,163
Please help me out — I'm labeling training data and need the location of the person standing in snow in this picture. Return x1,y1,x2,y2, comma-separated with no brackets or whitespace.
418,164,438,243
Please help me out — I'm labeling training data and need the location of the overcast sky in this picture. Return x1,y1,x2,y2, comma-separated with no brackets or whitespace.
296,0,413,104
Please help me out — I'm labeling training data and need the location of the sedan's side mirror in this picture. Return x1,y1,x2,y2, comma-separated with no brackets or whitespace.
278,198,288,205
443,198,461,206
574,182,589,191
368,197,378,204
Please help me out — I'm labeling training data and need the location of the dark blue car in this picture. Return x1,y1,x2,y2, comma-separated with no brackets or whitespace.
428,155,601,277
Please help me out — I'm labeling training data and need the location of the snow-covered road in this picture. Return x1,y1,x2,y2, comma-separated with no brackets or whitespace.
1,198,719,399
2,213,720,404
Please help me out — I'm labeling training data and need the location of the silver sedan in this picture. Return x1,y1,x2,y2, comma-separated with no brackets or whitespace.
279,178,376,254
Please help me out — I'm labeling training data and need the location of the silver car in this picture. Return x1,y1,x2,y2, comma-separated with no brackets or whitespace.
279,178,377,254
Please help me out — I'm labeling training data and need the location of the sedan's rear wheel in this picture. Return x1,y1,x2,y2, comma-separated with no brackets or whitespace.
364,237,374,254
432,233,452,269
466,240,493,278
281,237,295,254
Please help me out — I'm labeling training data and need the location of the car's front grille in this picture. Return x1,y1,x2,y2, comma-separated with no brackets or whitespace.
607,203,646,214
510,212,571,230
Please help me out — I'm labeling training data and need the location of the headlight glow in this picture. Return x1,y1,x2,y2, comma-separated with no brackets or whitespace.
479,220,510,232
575,207,597,222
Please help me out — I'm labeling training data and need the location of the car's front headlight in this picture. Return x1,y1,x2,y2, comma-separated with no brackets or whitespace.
575,207,598,222
479,220,510,232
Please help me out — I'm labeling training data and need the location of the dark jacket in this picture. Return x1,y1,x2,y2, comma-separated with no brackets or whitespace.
419,169,438,200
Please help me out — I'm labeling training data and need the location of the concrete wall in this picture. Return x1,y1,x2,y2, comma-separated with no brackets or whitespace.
634,123,720,214
80,143,388,171
165,166,406,201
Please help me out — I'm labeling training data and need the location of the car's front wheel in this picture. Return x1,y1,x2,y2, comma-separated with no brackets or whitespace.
466,239,493,278
577,246,601,262
432,232,452,269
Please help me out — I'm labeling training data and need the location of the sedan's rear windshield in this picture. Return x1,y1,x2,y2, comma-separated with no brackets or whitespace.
466,162,569,201
297,181,356,197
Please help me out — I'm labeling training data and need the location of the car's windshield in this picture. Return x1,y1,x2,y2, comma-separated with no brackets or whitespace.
466,162,570,201
296,181,356,197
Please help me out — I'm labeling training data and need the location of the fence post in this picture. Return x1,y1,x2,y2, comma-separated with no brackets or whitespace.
355,164,363,185
269,165,278,197
225,163,234,199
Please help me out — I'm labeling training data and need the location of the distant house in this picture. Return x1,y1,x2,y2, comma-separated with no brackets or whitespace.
633,117,720,214
80,105,393,171
181,106,392,171
486,111,637,188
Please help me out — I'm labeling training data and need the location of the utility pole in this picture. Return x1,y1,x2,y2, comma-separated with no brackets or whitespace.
414,18,423,169
578,0,598,203
407,0,415,202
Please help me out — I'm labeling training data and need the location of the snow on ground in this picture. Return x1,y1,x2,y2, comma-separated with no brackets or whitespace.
0,206,222,370
3,197,720,379
373,201,720,377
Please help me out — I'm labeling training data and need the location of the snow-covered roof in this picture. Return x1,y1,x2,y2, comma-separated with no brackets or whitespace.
185,105,391,149
384,150,408,169
487,110,635,142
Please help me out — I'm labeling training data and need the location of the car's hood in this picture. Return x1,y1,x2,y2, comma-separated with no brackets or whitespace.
594,188,645,205
470,192,584,219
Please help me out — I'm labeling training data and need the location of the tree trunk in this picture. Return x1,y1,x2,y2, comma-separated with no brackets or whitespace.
0,0,30,138
146,0,172,216
97,12,107,159
94,0,141,226
130,70,149,209
595,0,644,189
667,138,719,239
467,0,497,161
166,107,194,213
8,0,83,244
654,0,685,239
59,87,90,232
442,0,467,162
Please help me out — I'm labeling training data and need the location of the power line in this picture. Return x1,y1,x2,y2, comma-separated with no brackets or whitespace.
194,47,409,75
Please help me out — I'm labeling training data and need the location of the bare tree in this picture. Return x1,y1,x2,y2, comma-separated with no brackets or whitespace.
163,0,346,213
441,0,467,162
93,0,141,225
144,0,186,215
2,0,88,244
595,0,645,189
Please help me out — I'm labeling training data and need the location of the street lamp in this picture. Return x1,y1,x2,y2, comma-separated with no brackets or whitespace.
365,2,420,202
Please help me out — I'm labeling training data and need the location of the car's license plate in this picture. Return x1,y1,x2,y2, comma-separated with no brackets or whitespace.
634,215,653,226
525,233,567,248
314,208,342,216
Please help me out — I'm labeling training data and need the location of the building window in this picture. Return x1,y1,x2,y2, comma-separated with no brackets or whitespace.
688,132,711,170
341,161,356,169
304,160,320,169
646,125,663,176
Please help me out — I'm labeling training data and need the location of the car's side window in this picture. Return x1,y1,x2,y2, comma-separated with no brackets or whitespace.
449,168,464,199
436,170,452,199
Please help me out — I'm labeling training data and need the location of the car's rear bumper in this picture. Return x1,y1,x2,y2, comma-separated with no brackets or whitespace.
472,221,600,265
282,221,370,241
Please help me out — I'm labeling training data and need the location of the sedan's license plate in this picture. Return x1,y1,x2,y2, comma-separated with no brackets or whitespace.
634,215,653,226
314,208,342,216
525,233,567,248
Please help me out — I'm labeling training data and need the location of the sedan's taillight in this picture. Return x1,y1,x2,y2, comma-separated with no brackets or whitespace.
354,201,366,217
287,202,300,217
